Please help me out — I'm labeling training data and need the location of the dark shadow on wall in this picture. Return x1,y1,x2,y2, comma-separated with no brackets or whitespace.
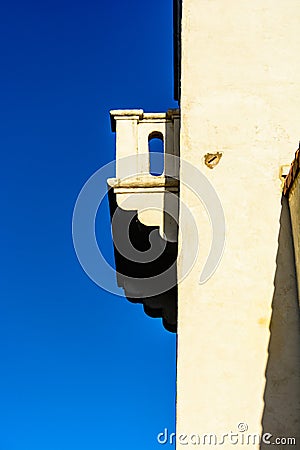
261,196,300,449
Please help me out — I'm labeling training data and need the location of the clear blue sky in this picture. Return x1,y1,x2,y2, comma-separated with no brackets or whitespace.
0,0,178,448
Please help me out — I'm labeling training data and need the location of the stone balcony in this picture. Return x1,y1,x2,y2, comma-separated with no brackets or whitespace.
107,109,180,332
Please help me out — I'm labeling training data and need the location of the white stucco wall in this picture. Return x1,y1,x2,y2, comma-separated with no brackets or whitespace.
289,171,300,301
177,1,300,448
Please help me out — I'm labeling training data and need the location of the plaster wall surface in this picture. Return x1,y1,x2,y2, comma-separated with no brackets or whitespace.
177,1,300,448
289,173,300,299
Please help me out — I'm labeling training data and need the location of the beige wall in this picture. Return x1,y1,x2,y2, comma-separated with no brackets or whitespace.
177,1,300,448
289,172,300,301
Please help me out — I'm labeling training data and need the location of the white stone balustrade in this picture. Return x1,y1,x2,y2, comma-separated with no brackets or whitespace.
107,109,180,242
